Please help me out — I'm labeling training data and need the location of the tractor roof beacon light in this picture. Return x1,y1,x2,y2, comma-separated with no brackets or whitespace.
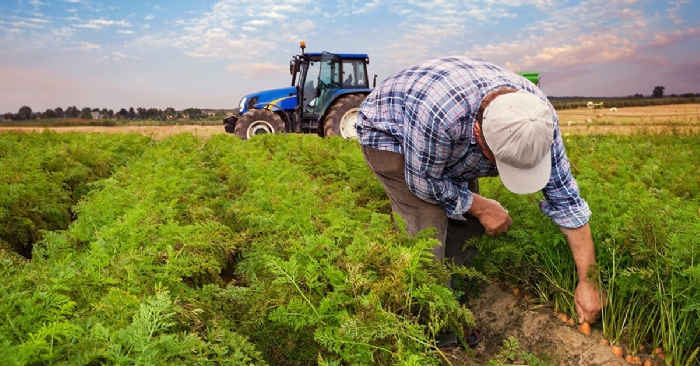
300,41,306,55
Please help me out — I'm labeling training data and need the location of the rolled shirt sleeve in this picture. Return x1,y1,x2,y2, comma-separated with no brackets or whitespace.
539,124,592,228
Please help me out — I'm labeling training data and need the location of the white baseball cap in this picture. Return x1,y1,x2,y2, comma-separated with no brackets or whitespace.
482,90,555,194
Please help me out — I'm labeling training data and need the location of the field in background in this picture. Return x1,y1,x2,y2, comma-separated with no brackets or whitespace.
2,104,699,138
0,125,224,139
558,103,700,135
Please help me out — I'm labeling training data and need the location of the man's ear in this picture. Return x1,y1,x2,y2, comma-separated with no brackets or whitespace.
473,121,482,139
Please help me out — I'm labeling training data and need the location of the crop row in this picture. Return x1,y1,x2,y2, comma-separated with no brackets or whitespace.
0,131,698,365
1,132,470,365
473,132,699,365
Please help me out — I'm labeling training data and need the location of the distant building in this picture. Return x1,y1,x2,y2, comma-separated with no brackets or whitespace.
90,112,105,119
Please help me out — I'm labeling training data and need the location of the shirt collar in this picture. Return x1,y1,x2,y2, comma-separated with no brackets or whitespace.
469,119,478,145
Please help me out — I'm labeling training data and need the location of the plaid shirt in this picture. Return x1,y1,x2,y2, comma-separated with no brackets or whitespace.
357,57,590,229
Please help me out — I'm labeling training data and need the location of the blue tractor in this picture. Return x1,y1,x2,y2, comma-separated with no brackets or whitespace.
224,42,375,139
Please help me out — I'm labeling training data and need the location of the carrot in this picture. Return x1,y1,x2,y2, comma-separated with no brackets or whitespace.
643,360,652,366
556,312,568,323
638,345,645,351
567,317,575,327
599,338,610,345
612,346,624,358
633,356,642,365
626,354,635,364
512,288,519,296
523,294,532,300
657,353,665,360
579,321,591,336
654,347,663,356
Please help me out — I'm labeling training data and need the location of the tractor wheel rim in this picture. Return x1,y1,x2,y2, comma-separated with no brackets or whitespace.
339,108,358,139
247,120,275,139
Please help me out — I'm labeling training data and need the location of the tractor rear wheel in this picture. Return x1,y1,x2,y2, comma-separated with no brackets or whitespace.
323,94,365,139
234,109,285,140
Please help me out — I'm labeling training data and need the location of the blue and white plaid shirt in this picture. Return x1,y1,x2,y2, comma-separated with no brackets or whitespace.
357,57,590,229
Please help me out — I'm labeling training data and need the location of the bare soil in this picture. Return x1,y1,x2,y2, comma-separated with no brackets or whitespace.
440,283,663,366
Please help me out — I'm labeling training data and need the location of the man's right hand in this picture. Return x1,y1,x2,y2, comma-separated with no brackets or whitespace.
467,194,513,235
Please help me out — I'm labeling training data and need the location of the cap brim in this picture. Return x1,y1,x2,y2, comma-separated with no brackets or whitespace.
495,148,552,194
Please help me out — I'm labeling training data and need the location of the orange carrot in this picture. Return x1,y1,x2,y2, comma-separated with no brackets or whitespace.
556,312,568,323
599,338,610,345
612,346,624,358
512,288,519,296
633,356,642,365
626,354,635,364
643,360,652,366
567,317,575,327
579,321,591,336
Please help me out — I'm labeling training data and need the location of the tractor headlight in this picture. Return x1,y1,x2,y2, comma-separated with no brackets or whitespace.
239,97,247,112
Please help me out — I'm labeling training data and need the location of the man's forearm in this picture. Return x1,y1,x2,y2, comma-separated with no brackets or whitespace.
560,223,597,282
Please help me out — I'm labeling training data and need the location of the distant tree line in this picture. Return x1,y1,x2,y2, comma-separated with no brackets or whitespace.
2,106,229,121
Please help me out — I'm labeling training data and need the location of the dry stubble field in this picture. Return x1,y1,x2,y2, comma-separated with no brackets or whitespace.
1,104,698,138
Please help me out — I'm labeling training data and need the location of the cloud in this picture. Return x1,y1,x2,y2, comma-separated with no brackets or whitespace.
470,33,639,72
74,23,102,29
667,0,689,25
349,0,380,15
263,12,288,21
117,29,135,34
145,14,154,21
112,51,139,60
52,26,74,38
76,41,100,51
11,21,45,29
523,34,637,68
184,29,275,59
292,19,313,33
74,19,131,29
226,62,287,79
648,27,699,48
247,19,270,26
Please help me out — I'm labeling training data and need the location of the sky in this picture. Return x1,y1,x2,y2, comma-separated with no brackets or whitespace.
1,0,699,114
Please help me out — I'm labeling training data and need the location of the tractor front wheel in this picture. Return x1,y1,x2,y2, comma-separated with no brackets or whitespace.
234,109,285,140
323,94,365,139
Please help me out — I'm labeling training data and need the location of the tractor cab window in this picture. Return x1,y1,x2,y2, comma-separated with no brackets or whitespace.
342,60,367,87
302,60,322,113
312,53,341,115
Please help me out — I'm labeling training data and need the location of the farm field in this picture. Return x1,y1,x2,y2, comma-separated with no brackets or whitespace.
0,125,224,139
558,103,700,135
2,104,699,138
0,105,698,365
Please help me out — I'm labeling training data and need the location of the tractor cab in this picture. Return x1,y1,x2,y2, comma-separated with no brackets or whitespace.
289,43,372,136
